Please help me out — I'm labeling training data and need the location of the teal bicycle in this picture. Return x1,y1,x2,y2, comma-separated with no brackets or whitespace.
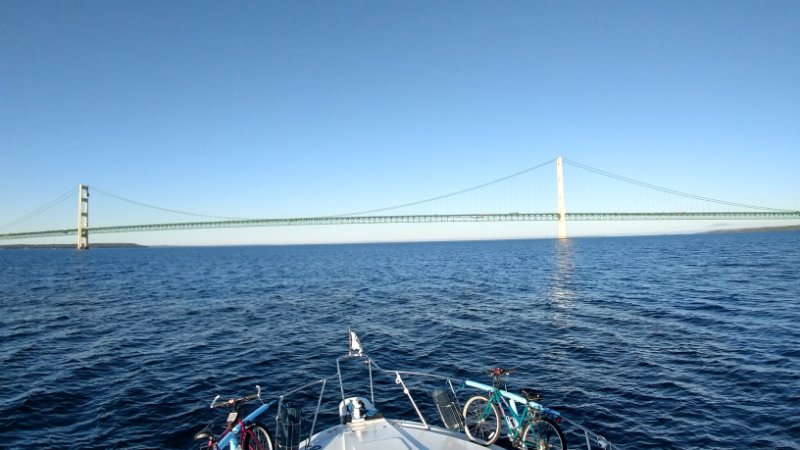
463,368,567,450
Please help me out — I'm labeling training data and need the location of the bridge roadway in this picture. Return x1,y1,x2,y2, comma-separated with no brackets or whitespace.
2,211,799,240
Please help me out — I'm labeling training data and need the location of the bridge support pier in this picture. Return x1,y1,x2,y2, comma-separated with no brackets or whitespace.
556,156,567,239
77,184,89,250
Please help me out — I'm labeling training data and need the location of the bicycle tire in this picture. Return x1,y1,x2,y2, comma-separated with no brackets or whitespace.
521,416,567,450
244,423,274,450
463,395,501,446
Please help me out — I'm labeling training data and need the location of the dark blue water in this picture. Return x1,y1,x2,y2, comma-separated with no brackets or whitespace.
1,233,799,449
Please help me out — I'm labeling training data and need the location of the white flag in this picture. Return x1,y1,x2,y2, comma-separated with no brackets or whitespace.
349,329,363,356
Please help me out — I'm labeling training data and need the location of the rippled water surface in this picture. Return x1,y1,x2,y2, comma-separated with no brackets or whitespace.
2,232,799,449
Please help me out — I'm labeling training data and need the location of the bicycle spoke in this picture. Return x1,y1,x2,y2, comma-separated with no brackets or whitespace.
522,418,566,450
463,396,501,446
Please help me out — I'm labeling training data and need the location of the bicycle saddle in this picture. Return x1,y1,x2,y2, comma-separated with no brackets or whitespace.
520,388,543,402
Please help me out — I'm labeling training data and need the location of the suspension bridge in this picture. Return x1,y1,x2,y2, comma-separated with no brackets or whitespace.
1,157,798,249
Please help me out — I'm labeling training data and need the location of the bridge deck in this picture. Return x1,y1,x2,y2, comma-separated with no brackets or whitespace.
2,211,799,240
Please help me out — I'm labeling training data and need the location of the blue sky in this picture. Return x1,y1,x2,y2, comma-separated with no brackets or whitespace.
1,1,798,245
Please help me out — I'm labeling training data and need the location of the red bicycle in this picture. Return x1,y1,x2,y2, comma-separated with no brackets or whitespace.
194,387,274,450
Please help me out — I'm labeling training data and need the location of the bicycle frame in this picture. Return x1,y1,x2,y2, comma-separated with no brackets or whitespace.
464,379,560,441
487,389,529,441
465,379,560,418
214,402,273,450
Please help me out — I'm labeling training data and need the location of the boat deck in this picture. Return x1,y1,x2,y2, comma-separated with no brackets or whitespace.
307,417,507,450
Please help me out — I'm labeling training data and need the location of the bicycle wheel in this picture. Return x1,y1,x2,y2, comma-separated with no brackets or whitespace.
521,417,567,450
463,395,501,446
245,423,274,450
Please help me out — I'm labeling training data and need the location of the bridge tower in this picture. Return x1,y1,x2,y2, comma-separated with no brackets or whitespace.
77,184,89,250
556,156,567,239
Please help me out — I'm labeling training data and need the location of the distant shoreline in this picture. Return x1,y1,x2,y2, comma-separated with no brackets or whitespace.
703,224,800,234
1,225,797,249
0,243,146,249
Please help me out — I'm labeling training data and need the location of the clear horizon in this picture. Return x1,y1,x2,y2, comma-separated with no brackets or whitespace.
2,2,799,245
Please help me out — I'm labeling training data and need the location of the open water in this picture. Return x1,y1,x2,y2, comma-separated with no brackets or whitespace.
1,232,799,449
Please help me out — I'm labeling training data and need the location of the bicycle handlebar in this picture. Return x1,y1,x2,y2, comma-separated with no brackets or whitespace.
209,385,262,409
485,367,517,377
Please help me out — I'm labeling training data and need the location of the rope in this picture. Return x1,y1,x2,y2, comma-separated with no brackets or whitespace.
563,158,793,212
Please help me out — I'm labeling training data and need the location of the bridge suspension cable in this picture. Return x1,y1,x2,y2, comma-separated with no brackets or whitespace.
337,158,556,216
91,187,247,221
563,158,793,212
3,156,798,244
0,187,77,231
82,159,557,224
